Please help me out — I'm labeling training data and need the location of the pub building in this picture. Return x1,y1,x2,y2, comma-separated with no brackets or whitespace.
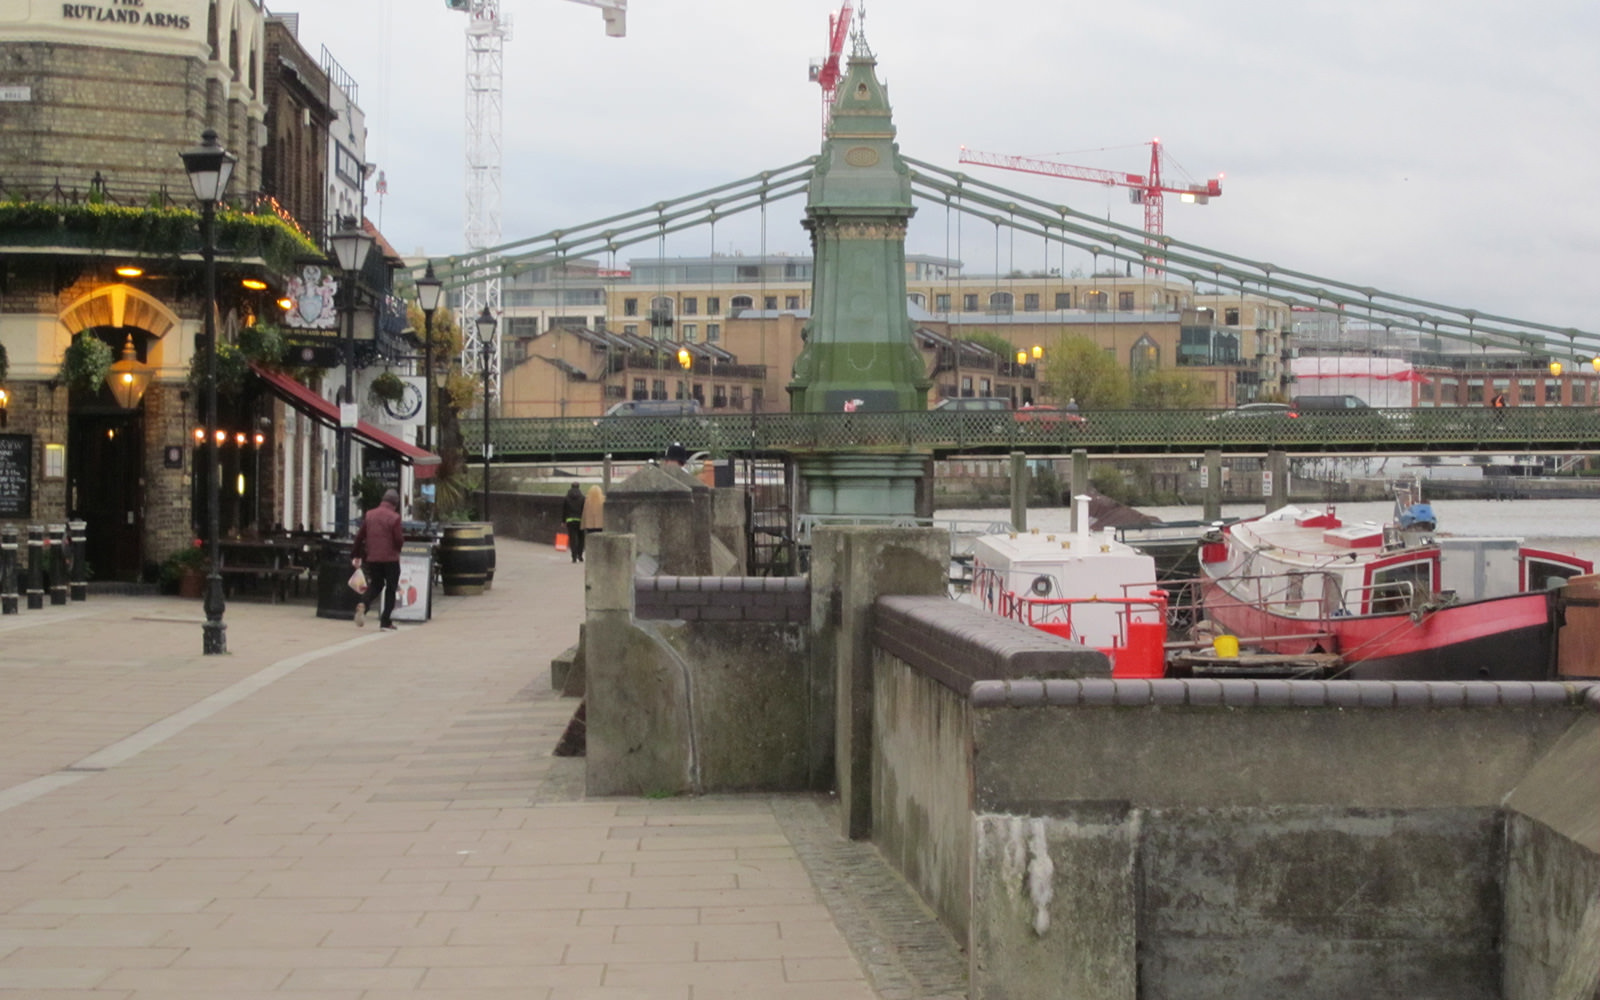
0,1,435,586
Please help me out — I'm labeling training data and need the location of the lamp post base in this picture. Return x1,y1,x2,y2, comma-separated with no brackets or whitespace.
202,572,227,655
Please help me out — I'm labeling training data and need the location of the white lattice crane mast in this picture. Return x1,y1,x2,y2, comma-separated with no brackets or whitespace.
445,0,626,399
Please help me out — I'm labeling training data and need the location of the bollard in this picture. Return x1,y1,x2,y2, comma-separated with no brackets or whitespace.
1,525,17,614
25,523,44,610
68,519,88,601
47,524,68,605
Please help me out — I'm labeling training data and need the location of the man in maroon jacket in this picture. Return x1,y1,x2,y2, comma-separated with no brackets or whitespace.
351,489,405,630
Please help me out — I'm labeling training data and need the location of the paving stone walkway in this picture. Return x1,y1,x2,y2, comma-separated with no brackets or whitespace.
0,537,967,998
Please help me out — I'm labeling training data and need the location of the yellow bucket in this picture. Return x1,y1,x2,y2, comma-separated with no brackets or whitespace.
1212,635,1240,658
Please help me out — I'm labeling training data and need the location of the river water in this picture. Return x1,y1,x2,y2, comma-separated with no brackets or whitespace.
936,498,1600,569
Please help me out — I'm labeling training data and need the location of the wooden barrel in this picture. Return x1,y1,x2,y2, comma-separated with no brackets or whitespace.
439,523,492,596
483,523,496,590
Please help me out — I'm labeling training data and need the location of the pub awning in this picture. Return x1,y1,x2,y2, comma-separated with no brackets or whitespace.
251,365,440,478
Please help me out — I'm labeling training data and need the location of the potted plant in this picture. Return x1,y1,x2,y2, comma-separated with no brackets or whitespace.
368,371,406,407
159,545,209,598
57,333,113,394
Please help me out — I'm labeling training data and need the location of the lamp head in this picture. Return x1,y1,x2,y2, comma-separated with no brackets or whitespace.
677,347,692,369
475,307,497,341
179,128,237,203
416,262,444,313
330,216,374,274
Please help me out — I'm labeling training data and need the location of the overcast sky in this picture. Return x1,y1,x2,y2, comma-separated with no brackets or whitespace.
284,0,1599,330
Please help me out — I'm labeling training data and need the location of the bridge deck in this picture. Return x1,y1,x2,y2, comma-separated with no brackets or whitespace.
466,407,1600,462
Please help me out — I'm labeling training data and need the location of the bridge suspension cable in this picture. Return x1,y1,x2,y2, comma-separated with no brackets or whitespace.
904,156,1600,361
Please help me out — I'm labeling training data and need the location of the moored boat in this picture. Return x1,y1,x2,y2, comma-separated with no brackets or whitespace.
1196,482,1592,680
965,495,1169,677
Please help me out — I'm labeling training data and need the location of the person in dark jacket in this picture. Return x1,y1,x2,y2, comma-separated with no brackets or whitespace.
561,482,586,562
351,488,405,630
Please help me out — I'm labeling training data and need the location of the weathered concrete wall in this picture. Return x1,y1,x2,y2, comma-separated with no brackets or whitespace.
583,533,816,796
1137,805,1501,1000
635,575,808,623
604,466,711,575
813,526,948,839
872,596,1111,941
1502,713,1600,1000
477,491,563,544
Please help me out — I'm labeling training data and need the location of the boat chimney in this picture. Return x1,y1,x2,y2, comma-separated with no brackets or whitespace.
1074,494,1092,541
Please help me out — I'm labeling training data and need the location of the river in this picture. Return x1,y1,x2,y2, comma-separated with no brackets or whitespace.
936,497,1600,569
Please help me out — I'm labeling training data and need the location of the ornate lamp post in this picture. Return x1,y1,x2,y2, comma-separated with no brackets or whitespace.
415,263,443,453
475,307,497,522
329,217,374,537
180,128,236,656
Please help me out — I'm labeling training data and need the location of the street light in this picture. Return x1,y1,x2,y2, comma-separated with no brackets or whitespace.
329,216,374,538
475,307,497,522
415,263,443,453
180,127,236,656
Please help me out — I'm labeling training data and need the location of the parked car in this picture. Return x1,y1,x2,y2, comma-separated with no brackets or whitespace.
1208,402,1300,420
930,397,1013,412
600,399,703,418
1013,404,1086,427
1292,394,1371,412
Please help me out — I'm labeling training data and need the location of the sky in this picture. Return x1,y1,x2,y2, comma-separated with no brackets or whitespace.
282,0,1600,331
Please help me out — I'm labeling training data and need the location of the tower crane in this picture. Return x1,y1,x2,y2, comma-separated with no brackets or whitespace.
444,0,626,399
807,1,852,138
958,140,1222,271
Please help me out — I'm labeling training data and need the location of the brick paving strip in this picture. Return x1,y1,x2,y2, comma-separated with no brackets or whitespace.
0,538,969,999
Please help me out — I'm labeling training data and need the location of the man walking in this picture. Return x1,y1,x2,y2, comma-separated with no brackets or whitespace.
352,488,405,630
561,482,586,563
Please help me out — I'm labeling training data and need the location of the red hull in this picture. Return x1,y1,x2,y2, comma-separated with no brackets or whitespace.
1199,579,1557,680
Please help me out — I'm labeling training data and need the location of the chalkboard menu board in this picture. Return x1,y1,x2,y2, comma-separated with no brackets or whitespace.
0,434,32,518
361,452,402,498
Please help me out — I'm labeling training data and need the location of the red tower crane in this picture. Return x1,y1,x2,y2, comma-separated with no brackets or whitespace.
808,2,853,138
958,140,1222,262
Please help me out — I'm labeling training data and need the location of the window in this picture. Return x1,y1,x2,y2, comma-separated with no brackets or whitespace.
936,293,951,312
683,297,697,316
731,386,744,409
730,295,753,311
692,383,705,404
706,296,720,315
1023,293,1039,312
989,292,1013,314
764,296,778,310
652,379,667,400
785,295,800,310
632,378,647,400
979,378,991,396
676,380,688,400
909,293,925,307
682,323,697,343
1085,290,1108,312
624,297,638,317
712,385,727,409
707,323,721,343
1117,291,1134,311
961,376,973,396
1518,379,1536,404
736,265,759,281
963,294,978,312
1224,307,1240,326
1130,336,1159,377
1055,292,1070,309
623,324,638,336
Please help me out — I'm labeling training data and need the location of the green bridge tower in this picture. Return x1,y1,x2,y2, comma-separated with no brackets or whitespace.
787,34,933,520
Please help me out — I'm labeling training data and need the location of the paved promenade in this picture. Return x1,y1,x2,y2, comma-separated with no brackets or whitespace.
0,538,964,999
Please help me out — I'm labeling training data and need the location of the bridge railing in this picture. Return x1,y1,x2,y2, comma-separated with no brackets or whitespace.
465,406,1600,458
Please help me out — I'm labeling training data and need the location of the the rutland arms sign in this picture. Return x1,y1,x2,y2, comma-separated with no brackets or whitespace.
60,0,192,29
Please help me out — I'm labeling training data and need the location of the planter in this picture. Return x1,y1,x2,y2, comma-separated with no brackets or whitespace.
178,569,206,599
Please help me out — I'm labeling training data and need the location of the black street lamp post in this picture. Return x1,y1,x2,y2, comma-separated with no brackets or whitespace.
475,307,497,522
180,128,236,656
415,264,444,532
329,217,374,538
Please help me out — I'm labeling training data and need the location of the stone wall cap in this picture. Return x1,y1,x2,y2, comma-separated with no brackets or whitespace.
970,679,1600,711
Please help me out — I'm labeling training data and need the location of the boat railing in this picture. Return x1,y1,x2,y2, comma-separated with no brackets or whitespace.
1212,570,1423,618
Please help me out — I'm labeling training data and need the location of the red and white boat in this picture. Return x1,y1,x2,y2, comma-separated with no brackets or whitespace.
1197,484,1592,680
966,495,1170,678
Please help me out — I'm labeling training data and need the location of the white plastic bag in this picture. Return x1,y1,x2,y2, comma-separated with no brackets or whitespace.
348,567,367,593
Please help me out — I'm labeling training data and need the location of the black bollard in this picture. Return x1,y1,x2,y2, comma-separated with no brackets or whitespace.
25,524,44,610
1,525,17,614
47,524,68,605
68,519,88,601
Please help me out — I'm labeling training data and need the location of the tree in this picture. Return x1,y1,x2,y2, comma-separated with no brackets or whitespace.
1130,369,1209,410
1041,335,1129,409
